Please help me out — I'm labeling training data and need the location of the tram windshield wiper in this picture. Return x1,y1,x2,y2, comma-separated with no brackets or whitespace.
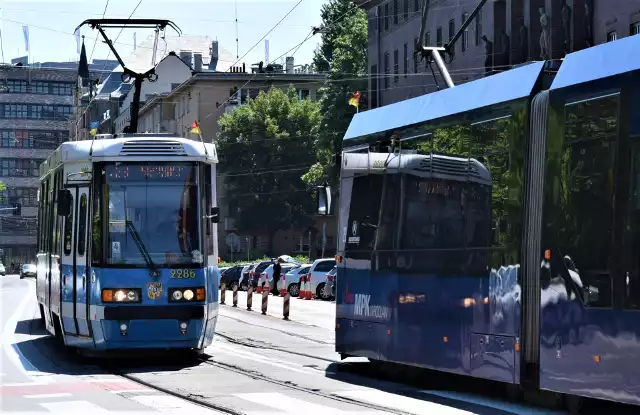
125,220,159,276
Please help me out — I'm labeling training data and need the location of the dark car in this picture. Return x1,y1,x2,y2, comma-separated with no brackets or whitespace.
220,265,244,289
250,260,274,287
20,263,36,279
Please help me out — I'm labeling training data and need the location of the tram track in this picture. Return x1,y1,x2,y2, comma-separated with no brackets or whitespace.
196,353,416,415
25,313,246,415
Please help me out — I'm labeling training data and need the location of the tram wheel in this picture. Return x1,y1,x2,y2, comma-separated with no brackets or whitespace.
563,394,584,414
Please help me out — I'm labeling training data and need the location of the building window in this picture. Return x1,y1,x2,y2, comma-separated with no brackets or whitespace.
475,9,483,46
393,0,398,25
377,6,383,32
436,26,443,47
7,80,27,93
1,104,72,120
0,187,38,207
384,52,390,89
424,32,430,69
403,0,408,20
4,104,28,118
607,31,617,42
297,89,310,100
0,217,37,236
632,22,640,36
414,0,420,13
461,13,469,52
384,3,389,30
0,158,43,177
448,19,455,55
393,49,399,84
404,43,408,77
0,130,65,149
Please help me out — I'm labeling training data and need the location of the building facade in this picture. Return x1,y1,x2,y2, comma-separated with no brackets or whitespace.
0,66,76,265
359,0,640,108
137,65,331,260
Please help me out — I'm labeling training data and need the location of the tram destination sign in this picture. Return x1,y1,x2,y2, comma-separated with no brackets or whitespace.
106,164,195,181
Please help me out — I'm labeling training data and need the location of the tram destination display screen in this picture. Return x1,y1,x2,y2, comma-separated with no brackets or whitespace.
106,164,195,182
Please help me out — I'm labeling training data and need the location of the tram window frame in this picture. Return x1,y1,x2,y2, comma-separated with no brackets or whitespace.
77,194,87,257
344,173,384,260
554,91,621,309
91,167,104,266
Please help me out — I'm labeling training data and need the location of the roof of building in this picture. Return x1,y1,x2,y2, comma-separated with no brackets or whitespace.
112,35,234,73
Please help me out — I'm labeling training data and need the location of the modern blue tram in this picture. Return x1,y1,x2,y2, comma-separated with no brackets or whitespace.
329,34,640,410
35,133,220,353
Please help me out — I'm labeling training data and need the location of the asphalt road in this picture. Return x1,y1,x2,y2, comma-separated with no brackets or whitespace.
2,275,632,414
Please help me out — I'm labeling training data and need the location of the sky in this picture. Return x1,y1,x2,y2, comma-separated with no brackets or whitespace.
0,0,328,69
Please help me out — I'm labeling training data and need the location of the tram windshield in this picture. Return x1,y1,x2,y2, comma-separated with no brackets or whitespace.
104,162,202,267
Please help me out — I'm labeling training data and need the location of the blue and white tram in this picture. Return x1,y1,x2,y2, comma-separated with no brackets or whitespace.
35,133,220,352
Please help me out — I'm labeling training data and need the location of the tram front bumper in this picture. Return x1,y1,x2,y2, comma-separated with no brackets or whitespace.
92,304,216,349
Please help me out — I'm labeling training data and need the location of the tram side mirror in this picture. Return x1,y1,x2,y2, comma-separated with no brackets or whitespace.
57,190,72,217
209,207,220,223
316,185,332,216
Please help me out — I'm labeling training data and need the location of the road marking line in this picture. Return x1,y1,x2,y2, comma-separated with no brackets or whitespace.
234,392,382,414
24,393,73,399
110,389,157,394
213,344,313,374
39,400,110,413
335,390,477,415
130,394,214,413
1,287,40,376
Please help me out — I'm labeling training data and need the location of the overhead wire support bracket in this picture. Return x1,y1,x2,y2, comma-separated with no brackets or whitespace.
75,19,181,134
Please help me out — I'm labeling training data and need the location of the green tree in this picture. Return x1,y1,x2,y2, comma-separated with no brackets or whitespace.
302,0,368,186
0,181,5,191
217,87,321,255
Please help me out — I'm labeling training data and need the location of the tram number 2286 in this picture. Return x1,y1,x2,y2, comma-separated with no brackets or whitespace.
169,269,196,279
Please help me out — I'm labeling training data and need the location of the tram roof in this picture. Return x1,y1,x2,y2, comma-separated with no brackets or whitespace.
343,61,546,142
550,34,640,91
40,134,217,173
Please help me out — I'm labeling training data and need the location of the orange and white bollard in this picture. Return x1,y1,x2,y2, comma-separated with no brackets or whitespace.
298,276,306,299
247,285,253,311
279,273,287,297
261,282,269,315
305,278,312,300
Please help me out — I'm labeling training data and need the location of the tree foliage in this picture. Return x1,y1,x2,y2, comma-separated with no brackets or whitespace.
0,181,5,192
217,87,321,254
302,0,368,186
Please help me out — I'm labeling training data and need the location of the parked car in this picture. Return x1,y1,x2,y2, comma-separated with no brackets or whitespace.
283,265,312,297
323,266,336,300
307,258,336,298
250,260,274,287
220,265,244,289
0,261,5,276
261,263,300,293
20,263,36,279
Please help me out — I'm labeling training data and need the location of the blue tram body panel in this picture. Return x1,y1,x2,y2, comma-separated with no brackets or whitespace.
81,266,218,350
336,265,521,384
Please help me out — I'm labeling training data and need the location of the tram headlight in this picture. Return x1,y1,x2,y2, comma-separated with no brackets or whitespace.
101,288,141,303
168,287,205,302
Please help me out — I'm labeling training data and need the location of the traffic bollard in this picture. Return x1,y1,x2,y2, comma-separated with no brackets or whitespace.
283,292,290,320
261,283,269,315
247,285,253,311
220,281,226,305
232,283,238,307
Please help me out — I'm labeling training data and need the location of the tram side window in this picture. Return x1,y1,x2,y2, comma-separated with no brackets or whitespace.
91,178,102,265
204,165,214,257
552,93,620,308
63,194,73,256
345,174,383,260
77,194,87,256
470,115,523,268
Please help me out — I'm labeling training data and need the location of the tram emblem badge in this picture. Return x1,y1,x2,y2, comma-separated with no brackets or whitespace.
147,282,163,300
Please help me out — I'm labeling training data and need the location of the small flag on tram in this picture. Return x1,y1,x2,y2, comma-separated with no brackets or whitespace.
348,91,361,108
191,120,201,134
